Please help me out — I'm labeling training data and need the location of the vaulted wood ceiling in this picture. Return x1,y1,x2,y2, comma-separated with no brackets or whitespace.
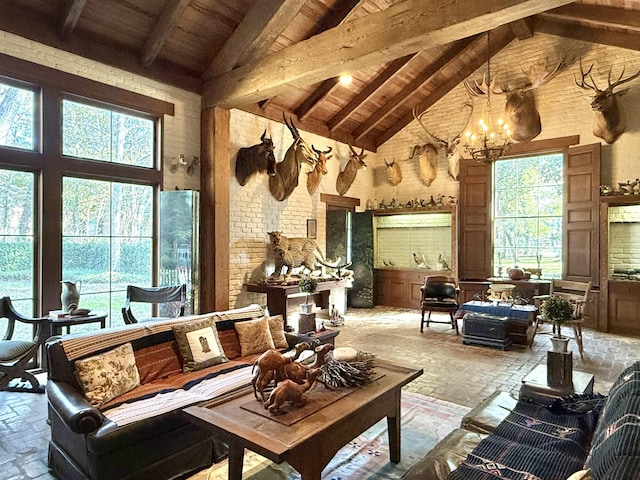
2,0,640,151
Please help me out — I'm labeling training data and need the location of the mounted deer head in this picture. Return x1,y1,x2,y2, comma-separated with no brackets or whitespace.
465,55,570,143
336,144,367,196
307,145,332,195
574,58,640,144
235,130,276,186
412,103,473,181
383,158,402,186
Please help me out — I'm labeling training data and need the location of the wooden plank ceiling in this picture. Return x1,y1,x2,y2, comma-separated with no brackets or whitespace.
2,0,640,151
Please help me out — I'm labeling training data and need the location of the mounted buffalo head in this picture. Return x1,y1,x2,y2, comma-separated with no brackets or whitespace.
234,130,276,186
575,58,640,144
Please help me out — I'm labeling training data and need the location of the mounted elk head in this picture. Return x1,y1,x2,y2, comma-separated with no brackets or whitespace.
307,145,332,195
412,103,473,181
574,58,640,144
384,158,402,186
465,55,570,143
336,144,367,196
269,115,317,201
234,130,276,186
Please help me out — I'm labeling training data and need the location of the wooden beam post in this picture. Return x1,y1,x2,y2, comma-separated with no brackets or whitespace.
200,107,230,312
203,0,574,108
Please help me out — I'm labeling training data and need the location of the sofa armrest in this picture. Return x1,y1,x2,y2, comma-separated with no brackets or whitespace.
47,380,105,434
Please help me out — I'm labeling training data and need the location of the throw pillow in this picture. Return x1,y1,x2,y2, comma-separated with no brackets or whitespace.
267,314,288,349
234,316,275,356
75,342,140,408
173,317,229,372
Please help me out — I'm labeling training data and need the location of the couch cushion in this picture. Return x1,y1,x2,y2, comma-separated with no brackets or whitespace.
173,317,228,372
448,400,598,480
75,342,140,407
134,340,182,383
234,316,275,356
586,362,640,480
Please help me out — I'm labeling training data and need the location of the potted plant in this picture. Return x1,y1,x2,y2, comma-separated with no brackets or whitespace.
298,275,318,314
541,295,574,352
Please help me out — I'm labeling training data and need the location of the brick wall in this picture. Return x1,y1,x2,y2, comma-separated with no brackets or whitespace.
609,206,640,273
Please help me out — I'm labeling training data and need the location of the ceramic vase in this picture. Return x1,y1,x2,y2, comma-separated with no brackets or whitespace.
507,266,525,280
61,281,81,312
300,303,314,314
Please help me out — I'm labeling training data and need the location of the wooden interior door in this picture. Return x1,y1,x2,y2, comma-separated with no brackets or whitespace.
564,143,600,286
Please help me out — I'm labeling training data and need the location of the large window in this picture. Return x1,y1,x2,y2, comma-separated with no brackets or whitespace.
493,154,563,278
0,60,169,340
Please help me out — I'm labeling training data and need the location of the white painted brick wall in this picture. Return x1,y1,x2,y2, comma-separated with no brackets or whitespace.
609,206,640,272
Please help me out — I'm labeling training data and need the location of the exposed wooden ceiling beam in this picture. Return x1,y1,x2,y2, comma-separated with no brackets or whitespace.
263,0,364,121
536,16,640,51
328,54,415,133
0,2,202,93
352,38,476,142
543,4,640,30
295,78,340,122
202,0,306,79
58,0,86,39
508,17,535,39
203,0,574,109
141,0,191,68
376,27,516,147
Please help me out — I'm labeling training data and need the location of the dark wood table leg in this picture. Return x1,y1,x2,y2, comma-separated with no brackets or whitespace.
387,395,401,463
227,439,245,480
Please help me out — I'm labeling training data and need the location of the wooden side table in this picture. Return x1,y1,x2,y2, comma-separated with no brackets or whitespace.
519,364,594,406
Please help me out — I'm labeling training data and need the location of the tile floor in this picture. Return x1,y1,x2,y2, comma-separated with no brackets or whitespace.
1,306,639,479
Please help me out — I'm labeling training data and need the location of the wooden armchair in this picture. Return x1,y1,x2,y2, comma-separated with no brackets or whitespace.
531,279,592,358
420,275,460,334
121,284,187,324
0,296,50,393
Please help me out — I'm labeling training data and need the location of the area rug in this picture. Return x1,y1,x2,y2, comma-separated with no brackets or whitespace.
188,391,471,480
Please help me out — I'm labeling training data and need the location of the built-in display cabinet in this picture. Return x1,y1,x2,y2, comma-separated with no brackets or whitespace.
373,206,456,309
600,196,640,335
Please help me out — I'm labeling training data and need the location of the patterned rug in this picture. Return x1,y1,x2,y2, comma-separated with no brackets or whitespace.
188,391,471,480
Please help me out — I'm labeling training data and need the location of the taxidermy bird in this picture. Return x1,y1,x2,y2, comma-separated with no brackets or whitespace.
413,253,428,269
437,254,450,271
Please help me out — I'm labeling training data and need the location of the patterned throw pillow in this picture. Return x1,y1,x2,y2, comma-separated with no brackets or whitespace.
267,315,288,349
172,317,229,372
75,342,140,408
234,316,275,356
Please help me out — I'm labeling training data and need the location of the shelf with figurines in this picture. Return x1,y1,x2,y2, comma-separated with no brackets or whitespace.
367,194,457,216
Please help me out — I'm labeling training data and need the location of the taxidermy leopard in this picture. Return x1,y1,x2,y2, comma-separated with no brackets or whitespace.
272,245,337,277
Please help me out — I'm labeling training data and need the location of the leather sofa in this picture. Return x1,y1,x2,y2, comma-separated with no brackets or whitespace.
46,304,274,480
403,361,640,479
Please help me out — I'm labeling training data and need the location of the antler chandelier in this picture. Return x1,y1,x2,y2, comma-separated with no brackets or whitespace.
463,31,512,163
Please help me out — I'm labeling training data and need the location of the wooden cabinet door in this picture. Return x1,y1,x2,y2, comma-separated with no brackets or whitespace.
564,144,600,286
458,159,491,280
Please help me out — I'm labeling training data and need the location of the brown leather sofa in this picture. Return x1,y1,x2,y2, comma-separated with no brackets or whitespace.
46,305,266,480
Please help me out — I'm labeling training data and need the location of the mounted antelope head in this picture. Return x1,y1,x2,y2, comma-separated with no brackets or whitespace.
268,115,317,201
384,158,402,186
307,145,332,195
336,144,367,196
412,103,473,181
465,55,570,143
574,58,640,144
235,130,276,186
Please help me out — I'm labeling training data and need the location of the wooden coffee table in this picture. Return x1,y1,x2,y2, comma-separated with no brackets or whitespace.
183,360,422,479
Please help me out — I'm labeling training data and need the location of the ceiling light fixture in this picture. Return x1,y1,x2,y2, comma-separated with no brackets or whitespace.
339,74,353,85
463,31,512,163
